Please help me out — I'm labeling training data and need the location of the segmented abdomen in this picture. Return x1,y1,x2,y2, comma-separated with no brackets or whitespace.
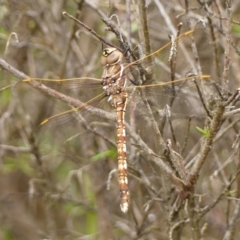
113,92,129,213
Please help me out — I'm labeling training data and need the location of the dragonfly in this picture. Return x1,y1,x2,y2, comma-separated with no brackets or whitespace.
16,29,211,213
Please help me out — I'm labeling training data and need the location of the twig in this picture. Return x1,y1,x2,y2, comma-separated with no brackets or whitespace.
59,2,84,78
187,193,201,240
133,0,154,82
63,12,119,50
141,89,165,151
126,0,132,50
126,123,185,190
154,0,177,35
84,0,107,19
214,118,240,143
223,108,240,119
0,58,29,80
198,169,240,221
0,58,115,122
101,16,127,52
169,219,189,240
187,103,225,186
222,1,232,95
0,144,31,153
181,117,192,155
208,17,221,81
167,139,187,184
4,32,19,59
134,0,152,56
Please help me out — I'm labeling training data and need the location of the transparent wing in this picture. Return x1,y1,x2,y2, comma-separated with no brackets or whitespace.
125,75,219,154
14,77,115,151
121,29,203,86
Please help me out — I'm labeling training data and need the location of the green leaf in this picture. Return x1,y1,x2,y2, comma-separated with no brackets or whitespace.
196,126,210,138
86,210,97,235
232,24,240,35
0,87,12,106
131,22,138,33
3,226,14,240
2,156,34,175
91,148,117,162
227,189,237,195
64,202,76,213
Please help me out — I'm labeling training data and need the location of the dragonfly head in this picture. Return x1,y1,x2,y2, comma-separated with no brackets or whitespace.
101,47,123,66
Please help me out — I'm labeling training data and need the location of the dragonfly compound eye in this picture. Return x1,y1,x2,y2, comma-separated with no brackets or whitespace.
101,48,123,66
104,48,112,56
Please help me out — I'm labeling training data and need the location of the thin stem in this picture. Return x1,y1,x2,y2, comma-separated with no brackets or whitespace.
222,1,232,95
63,12,119,50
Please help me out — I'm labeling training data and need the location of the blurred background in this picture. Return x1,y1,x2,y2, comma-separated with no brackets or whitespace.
1,0,240,239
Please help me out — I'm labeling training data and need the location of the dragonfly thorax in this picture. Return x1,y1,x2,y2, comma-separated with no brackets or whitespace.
101,48,127,97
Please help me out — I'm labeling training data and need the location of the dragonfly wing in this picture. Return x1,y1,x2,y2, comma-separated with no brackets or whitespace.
15,79,115,150
126,77,211,117
125,76,218,154
123,28,211,87
22,77,103,102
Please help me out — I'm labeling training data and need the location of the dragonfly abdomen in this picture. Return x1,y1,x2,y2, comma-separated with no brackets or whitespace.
114,92,129,213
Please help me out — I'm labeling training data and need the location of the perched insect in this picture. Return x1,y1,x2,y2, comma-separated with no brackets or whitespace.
16,29,211,213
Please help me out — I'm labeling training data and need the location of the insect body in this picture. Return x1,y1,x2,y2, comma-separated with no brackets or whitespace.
101,47,129,213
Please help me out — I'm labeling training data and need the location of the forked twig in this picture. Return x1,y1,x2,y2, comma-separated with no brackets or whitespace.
187,103,225,186
63,12,120,51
